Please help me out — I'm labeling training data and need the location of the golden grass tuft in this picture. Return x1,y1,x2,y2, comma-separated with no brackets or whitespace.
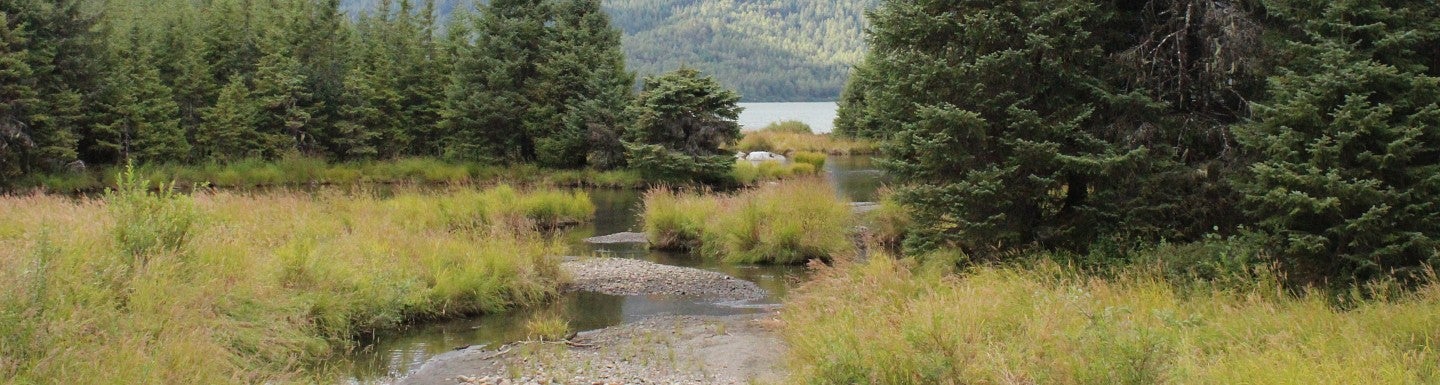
0,182,590,383
642,179,854,264
783,254,1440,384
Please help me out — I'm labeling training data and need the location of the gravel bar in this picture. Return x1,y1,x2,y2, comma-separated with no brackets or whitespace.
560,258,766,302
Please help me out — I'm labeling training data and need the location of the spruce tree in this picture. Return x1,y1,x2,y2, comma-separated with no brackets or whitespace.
0,9,34,179
439,0,547,162
196,77,259,162
530,0,634,169
625,68,741,183
869,0,1137,255
1234,0,1440,283
251,40,315,158
92,31,188,164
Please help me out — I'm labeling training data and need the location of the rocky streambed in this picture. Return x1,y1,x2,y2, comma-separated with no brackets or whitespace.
390,256,787,385
561,257,768,302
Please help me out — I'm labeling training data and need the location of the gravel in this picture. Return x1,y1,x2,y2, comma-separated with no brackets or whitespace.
560,258,766,302
400,314,787,385
582,232,651,245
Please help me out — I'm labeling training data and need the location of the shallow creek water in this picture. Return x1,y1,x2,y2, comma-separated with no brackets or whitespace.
331,156,886,383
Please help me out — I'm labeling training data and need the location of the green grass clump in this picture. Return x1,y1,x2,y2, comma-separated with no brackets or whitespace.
783,253,1440,384
735,130,880,155
862,189,911,248
642,179,853,264
792,151,827,170
730,161,762,185
7,157,654,193
0,183,580,383
642,188,721,250
762,120,815,134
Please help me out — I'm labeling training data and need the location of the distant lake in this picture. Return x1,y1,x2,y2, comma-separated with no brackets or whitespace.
738,102,839,133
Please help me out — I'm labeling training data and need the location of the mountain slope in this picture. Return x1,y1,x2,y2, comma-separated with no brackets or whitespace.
343,0,876,101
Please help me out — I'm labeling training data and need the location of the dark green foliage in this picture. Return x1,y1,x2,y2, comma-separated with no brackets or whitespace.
625,68,741,183
529,0,634,169
92,32,189,164
0,9,35,180
195,78,258,162
873,0,1139,255
1234,0,1440,284
440,0,546,163
250,43,317,158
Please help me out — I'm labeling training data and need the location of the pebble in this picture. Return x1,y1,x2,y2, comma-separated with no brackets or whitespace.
561,258,766,302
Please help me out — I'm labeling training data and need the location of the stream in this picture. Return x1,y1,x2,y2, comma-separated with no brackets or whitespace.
329,156,887,384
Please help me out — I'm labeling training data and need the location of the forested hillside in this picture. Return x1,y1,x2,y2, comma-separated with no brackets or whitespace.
342,0,877,101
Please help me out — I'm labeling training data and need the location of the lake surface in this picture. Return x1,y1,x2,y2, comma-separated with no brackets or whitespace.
330,156,886,383
738,102,839,133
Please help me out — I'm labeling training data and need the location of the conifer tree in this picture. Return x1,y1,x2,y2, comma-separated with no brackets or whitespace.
196,77,259,162
1234,0,1440,283
870,0,1137,255
625,68,740,183
251,40,315,157
439,0,547,162
92,31,188,164
530,0,634,169
0,9,35,179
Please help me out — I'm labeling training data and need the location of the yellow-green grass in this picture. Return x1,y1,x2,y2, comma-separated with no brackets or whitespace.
9,156,646,193
861,189,911,248
731,159,822,185
642,179,853,264
735,130,879,156
783,254,1440,384
0,181,589,383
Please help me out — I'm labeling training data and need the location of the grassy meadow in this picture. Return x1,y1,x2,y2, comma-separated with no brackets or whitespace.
783,253,1440,384
0,172,592,383
735,121,880,155
642,179,853,264
10,156,647,193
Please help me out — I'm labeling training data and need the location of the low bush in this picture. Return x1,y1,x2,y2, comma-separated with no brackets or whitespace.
783,251,1440,384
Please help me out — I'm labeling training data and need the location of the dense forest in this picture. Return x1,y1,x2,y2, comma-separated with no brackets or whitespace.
341,0,877,101
1,0,755,183
839,0,1440,285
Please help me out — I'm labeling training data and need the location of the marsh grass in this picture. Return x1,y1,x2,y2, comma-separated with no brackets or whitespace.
735,129,879,156
642,179,853,264
9,157,647,193
0,180,590,383
783,253,1440,384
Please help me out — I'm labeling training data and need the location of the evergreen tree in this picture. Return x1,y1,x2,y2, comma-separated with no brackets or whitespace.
625,68,741,183
251,40,315,157
1234,0,1440,283
196,77,259,162
870,0,1138,255
530,0,634,169
439,0,547,162
6,0,106,173
0,9,34,179
92,31,188,164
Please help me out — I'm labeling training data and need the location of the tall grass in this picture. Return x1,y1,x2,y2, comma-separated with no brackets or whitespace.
642,179,854,264
735,130,879,155
0,176,588,383
783,253,1440,384
8,157,647,193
